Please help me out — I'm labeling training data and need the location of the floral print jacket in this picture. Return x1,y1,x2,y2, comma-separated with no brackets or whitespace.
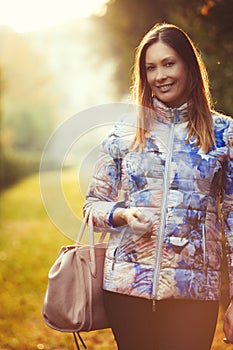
84,98,233,302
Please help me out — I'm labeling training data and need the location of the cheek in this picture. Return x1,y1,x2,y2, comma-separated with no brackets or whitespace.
181,73,190,93
146,73,151,85
184,72,193,95
179,65,189,87
146,74,155,90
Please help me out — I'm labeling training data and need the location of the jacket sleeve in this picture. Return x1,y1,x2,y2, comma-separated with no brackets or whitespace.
83,121,130,232
83,152,123,232
222,118,233,297
83,113,137,231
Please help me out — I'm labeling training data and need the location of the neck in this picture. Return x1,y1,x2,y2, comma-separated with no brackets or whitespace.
152,97,190,124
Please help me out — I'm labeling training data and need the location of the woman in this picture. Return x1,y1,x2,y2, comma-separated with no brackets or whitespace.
84,23,233,350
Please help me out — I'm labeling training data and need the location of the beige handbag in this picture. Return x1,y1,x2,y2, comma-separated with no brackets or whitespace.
42,209,109,348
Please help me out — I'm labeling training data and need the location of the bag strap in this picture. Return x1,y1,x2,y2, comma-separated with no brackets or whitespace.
73,332,87,349
76,207,107,245
76,207,91,244
75,207,107,277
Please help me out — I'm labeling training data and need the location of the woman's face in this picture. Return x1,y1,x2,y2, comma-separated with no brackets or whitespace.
145,41,190,108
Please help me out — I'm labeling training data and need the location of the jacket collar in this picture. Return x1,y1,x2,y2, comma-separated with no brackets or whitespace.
153,97,189,124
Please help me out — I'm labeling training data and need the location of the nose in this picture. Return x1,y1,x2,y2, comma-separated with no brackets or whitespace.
156,67,167,82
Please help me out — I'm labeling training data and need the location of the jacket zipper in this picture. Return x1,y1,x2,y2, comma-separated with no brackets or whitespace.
202,223,208,282
151,109,177,309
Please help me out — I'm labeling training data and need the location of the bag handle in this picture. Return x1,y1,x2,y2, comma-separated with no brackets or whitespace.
76,207,107,277
73,332,87,350
76,208,107,245
76,207,91,244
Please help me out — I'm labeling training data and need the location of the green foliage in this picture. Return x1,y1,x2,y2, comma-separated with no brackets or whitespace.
0,27,56,154
0,151,40,191
2,100,54,152
0,27,58,190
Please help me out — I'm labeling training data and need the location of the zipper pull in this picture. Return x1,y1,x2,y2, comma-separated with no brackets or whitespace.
112,256,116,270
112,248,118,270
152,298,156,312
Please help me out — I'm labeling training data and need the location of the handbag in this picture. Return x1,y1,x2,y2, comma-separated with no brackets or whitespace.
42,208,109,349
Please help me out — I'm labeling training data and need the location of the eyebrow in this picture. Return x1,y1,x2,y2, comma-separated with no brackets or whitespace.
145,56,176,65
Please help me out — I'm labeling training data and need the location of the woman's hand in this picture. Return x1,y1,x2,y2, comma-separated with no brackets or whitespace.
112,208,153,235
223,300,233,344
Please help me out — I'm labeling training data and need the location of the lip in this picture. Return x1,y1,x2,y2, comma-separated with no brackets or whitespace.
156,83,174,92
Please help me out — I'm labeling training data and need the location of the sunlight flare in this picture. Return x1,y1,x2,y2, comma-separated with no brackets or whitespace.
0,0,108,32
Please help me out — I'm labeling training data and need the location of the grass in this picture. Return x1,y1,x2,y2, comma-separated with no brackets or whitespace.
0,170,232,349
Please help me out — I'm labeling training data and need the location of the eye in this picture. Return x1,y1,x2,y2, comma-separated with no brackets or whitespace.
165,61,175,67
146,66,156,71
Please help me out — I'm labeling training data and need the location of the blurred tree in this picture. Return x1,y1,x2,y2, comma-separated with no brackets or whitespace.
0,27,57,153
202,0,233,115
0,68,2,132
166,0,233,115
0,67,3,171
94,0,232,114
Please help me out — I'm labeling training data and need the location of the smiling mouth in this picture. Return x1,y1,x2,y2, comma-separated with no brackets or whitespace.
157,83,174,92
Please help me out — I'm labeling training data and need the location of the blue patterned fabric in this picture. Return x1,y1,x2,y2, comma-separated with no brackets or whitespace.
84,99,233,301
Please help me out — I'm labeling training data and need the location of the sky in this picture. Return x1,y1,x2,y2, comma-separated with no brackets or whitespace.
0,0,108,32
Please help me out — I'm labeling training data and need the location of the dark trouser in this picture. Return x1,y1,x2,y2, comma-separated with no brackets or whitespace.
103,291,219,350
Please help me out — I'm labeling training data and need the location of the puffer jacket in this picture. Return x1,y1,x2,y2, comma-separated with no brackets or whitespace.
84,98,233,303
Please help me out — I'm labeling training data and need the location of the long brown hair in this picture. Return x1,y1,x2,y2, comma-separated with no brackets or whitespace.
131,23,215,153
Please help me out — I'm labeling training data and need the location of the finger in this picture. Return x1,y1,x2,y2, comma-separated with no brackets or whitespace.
227,329,233,343
133,209,153,225
223,338,233,344
132,209,144,220
223,321,228,337
130,219,152,235
223,319,233,343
